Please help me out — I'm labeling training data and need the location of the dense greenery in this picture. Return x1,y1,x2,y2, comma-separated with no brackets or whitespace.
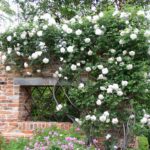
0,2,150,149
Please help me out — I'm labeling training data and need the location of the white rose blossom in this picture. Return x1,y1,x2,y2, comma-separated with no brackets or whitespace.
67,46,74,53
71,64,77,71
129,51,135,56
87,50,93,56
99,115,107,122
96,99,102,106
106,134,111,140
84,38,91,43
60,47,66,53
37,30,43,37
75,29,82,35
78,83,84,89
130,34,137,40
121,81,128,87
85,67,91,72
7,36,12,42
56,104,63,111
6,66,11,71
126,64,133,70
102,68,109,75
95,28,104,35
112,118,119,124
43,58,49,64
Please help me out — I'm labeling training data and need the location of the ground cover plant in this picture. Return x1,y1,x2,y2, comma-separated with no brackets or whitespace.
0,1,150,149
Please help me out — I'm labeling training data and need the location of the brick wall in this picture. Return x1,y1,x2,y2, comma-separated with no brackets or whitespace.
0,64,71,139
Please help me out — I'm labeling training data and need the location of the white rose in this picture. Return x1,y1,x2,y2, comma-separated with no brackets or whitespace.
84,38,91,43
123,50,127,55
100,86,106,91
37,30,43,37
20,31,27,39
112,118,119,124
99,12,104,18
98,94,104,100
7,36,12,42
134,28,139,34
121,81,128,87
71,64,77,71
43,58,49,64
110,49,116,53
107,88,113,94
130,34,137,40
75,29,82,35
87,50,93,56
129,51,135,56
78,83,84,89
62,24,68,31
85,67,91,72
117,91,123,96
108,57,114,63
99,115,106,122
144,30,150,38
126,64,133,70
24,62,28,68
97,65,103,70
140,117,147,124
43,25,48,30
97,74,105,80
116,56,122,62
91,115,96,121
31,53,38,59
56,104,63,111
119,39,125,45
7,48,12,54
92,15,99,23
66,28,73,34
6,66,11,71
37,69,41,73
95,28,104,35
137,10,145,16
102,68,109,75
76,63,81,66
106,134,111,140
60,47,66,53
96,99,102,106
103,111,109,117
2,55,6,63
112,84,119,91
85,115,91,121
26,72,32,76
67,46,74,53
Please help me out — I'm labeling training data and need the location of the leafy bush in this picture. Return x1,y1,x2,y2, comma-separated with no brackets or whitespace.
0,5,150,149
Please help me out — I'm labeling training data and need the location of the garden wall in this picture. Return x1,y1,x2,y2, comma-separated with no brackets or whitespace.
0,63,71,139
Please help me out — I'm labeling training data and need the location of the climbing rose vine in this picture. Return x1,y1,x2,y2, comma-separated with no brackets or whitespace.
0,7,150,149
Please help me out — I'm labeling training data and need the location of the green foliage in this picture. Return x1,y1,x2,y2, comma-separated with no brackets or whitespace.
138,136,149,150
0,5,149,149
0,126,95,150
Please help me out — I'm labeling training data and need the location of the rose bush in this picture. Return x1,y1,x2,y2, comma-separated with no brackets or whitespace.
0,6,150,149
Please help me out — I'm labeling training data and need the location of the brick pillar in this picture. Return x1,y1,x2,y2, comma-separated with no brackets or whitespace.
0,65,31,132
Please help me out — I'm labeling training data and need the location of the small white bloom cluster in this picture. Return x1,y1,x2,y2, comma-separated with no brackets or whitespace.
75,118,82,125
140,113,150,126
96,94,104,106
56,104,63,111
99,111,110,123
62,24,73,34
85,115,97,121
106,83,124,96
